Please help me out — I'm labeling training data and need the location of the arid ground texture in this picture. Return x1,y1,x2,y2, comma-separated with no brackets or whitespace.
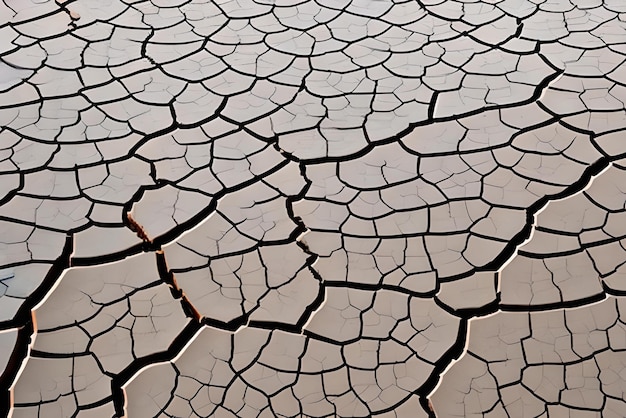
1,0,626,416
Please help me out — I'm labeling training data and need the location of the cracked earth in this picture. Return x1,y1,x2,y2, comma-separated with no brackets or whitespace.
1,0,626,416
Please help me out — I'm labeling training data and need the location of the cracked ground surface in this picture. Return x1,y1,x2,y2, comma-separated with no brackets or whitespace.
1,0,626,416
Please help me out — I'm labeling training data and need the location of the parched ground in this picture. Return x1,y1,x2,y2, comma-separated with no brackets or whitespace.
1,0,626,416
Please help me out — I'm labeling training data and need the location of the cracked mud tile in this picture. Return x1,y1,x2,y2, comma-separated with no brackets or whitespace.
0,220,68,325
0,328,18,381
432,296,626,417
11,355,116,418
436,271,499,315
0,264,55,323
71,226,142,261
10,252,189,417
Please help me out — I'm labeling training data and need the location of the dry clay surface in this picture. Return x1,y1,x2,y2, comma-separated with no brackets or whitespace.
1,0,626,416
